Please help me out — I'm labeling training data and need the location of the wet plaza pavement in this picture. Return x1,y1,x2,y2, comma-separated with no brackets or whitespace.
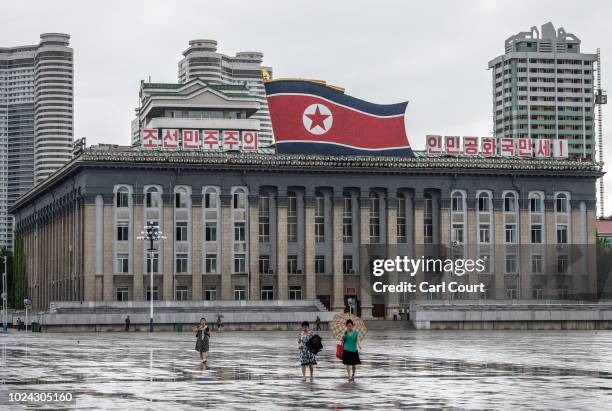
1,329,612,410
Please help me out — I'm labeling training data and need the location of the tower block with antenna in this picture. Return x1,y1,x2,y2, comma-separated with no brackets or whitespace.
596,48,607,217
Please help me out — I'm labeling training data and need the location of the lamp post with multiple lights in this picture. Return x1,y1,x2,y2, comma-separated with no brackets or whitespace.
137,222,166,332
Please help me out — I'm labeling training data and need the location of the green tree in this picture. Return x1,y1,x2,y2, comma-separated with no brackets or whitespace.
9,235,27,309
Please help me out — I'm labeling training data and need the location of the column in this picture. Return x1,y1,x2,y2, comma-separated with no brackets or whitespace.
103,202,114,301
191,196,203,300
276,193,288,300
304,192,316,300
492,198,505,300
220,194,233,300
132,197,144,301
332,193,344,311
248,194,260,300
359,194,373,319
519,198,530,300
413,192,425,300
162,203,173,301
386,196,399,318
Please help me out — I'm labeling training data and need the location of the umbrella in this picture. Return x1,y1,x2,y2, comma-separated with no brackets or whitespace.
330,312,367,341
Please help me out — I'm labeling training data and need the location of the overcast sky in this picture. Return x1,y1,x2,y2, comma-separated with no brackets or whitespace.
3,0,612,211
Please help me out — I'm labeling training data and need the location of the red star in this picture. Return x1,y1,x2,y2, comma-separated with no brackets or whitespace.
306,105,330,130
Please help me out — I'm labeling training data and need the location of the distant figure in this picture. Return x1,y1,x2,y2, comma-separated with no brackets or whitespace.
216,314,223,333
342,319,363,383
125,316,130,332
195,318,211,364
297,321,317,381
16,317,21,331
315,316,321,331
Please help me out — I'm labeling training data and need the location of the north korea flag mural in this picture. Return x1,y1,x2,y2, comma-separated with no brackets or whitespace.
264,80,413,157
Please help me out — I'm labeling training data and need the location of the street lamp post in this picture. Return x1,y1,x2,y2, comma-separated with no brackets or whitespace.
137,222,165,332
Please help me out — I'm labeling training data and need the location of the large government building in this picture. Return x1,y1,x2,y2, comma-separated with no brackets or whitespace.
9,147,601,317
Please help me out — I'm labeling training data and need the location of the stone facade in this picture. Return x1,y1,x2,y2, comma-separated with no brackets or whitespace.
10,149,602,317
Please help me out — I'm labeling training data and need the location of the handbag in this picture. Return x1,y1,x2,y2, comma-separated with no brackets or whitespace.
335,343,344,360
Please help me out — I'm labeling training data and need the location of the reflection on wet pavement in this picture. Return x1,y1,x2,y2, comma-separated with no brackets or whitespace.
1,330,612,409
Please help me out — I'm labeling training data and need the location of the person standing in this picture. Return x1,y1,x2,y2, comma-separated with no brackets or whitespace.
125,315,130,332
216,314,223,333
195,318,211,364
342,319,362,382
315,316,321,331
297,321,317,381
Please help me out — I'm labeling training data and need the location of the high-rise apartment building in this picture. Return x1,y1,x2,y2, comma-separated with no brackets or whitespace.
177,39,274,147
488,22,597,160
0,33,73,248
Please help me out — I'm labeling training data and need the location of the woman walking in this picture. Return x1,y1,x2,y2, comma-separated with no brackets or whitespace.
342,319,362,382
195,318,211,364
297,321,317,381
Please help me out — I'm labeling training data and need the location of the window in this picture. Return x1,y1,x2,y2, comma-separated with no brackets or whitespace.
424,193,433,244
261,285,274,300
205,254,217,273
557,225,568,244
175,222,188,242
146,189,159,208
369,194,381,243
233,189,246,209
234,221,246,242
234,286,246,301
175,189,188,208
204,189,217,209
287,192,298,242
478,193,490,212
234,253,246,273
204,286,217,301
205,222,217,242
479,254,490,273
116,287,128,301
146,252,159,273
288,255,298,274
397,194,407,243
117,221,129,241
289,286,302,300
116,253,129,273
176,254,188,273
531,254,543,273
530,194,542,213
531,224,542,243
176,286,188,301
505,286,518,300
505,254,517,273
532,287,544,300
259,195,270,242
259,255,271,274
557,254,568,273
452,224,464,243
315,255,325,274
504,193,517,212
116,189,129,208
343,195,353,242
556,194,568,213
146,286,159,301
505,224,517,243
343,255,354,274
315,194,325,242
451,192,464,212
479,224,490,244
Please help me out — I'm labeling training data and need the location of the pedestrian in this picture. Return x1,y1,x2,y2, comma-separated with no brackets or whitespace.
315,316,321,331
297,321,317,381
16,317,21,331
216,314,223,333
125,315,130,332
195,318,211,364
342,319,362,383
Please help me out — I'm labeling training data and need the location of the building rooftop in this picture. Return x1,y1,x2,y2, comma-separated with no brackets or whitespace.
597,219,612,235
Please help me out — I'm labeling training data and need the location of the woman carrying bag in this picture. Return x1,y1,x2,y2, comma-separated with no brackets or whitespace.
341,319,362,382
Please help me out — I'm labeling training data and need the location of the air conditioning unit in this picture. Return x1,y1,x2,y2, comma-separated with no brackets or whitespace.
269,269,274,274
297,269,303,274
451,240,462,247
